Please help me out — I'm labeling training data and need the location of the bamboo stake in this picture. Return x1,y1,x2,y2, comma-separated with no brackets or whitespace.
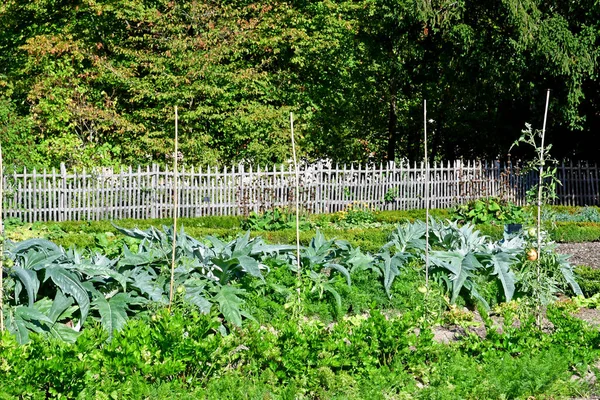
537,90,550,320
0,142,4,331
168,106,179,311
290,112,301,278
424,100,430,288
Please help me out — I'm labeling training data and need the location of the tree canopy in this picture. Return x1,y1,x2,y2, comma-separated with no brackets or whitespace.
1,0,598,169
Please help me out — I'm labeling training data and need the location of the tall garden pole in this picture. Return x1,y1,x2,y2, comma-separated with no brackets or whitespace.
0,142,4,331
168,106,179,312
290,112,301,278
424,100,430,288
537,90,550,316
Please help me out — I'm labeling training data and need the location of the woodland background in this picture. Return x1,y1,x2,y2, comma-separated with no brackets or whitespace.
0,0,598,170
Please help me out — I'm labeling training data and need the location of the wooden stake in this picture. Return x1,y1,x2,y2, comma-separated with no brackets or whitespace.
537,90,550,318
0,142,3,332
168,106,179,311
290,112,301,278
424,100,430,288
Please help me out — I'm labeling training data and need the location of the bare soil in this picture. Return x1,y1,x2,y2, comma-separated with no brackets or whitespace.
557,242,600,269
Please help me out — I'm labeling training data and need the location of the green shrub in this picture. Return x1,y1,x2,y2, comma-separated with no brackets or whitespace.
548,206,600,223
551,222,600,242
2,305,599,399
451,197,529,225
575,265,600,297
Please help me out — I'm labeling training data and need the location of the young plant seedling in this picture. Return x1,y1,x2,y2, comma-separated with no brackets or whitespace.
510,90,557,324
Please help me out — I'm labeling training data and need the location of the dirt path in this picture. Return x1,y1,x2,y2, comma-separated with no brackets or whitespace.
557,242,600,269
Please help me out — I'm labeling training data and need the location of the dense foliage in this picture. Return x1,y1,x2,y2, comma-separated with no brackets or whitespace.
1,305,599,399
0,219,582,344
0,219,599,398
1,0,599,169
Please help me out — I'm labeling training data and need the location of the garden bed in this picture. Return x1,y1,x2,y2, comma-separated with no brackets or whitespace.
558,242,600,269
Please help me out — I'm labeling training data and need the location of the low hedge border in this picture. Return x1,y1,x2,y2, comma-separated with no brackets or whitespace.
6,209,600,250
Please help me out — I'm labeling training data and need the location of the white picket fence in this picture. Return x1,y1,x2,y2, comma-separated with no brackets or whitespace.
1,160,598,223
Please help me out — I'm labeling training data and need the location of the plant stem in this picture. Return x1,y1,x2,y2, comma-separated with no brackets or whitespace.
168,106,179,312
424,100,429,288
0,142,3,332
290,112,301,279
536,89,550,325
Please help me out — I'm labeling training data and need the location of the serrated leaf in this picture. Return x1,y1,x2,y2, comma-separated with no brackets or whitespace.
325,263,351,286
18,250,62,271
15,305,53,325
232,232,251,257
46,290,75,323
214,285,245,327
430,250,481,303
377,252,403,298
184,283,212,314
93,293,130,340
206,236,227,253
487,252,517,302
44,266,91,324
464,280,490,310
47,323,80,343
118,245,164,268
8,239,60,255
6,310,31,344
251,243,296,255
558,255,583,296
112,224,157,241
130,269,167,303
11,267,40,307
324,284,342,316
237,255,263,279
387,221,427,253
345,247,375,273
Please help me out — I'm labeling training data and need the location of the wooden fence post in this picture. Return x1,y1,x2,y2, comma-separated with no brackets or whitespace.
59,163,66,222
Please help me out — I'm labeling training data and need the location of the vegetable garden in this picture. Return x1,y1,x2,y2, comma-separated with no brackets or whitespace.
2,202,600,399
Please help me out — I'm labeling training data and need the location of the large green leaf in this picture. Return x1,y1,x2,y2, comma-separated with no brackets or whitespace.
35,293,80,343
46,290,76,323
236,255,263,279
6,310,31,344
376,252,403,298
130,268,167,303
8,239,61,255
251,243,297,255
47,322,80,343
183,281,212,314
7,305,54,344
118,245,165,268
387,221,427,253
344,246,375,273
325,263,351,286
487,252,517,302
93,293,131,340
11,267,40,307
214,285,246,328
232,231,251,258
44,266,91,326
430,250,481,303
77,264,128,292
15,305,53,325
557,254,583,296
18,250,62,271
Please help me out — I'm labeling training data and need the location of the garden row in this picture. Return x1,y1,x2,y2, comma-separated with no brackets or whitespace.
2,203,600,398
6,204,600,253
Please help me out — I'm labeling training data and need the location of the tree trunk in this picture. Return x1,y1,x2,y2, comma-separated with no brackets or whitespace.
386,79,398,162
